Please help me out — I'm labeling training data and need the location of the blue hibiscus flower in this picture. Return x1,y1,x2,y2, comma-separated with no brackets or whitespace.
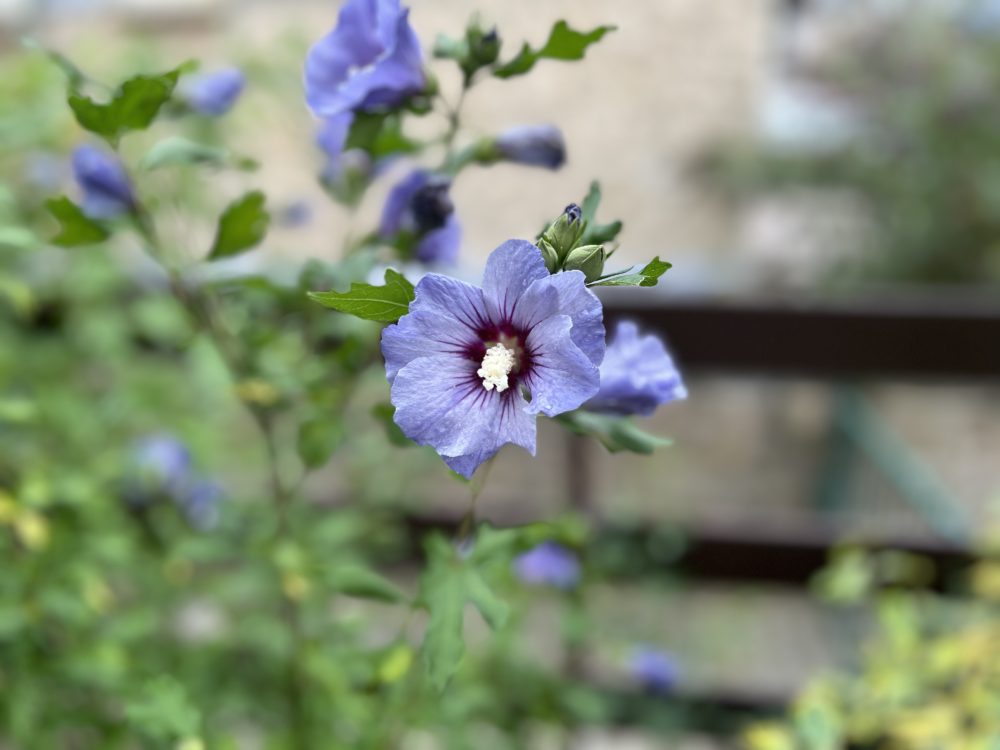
514,542,581,589
125,434,192,506
380,169,461,264
586,321,686,416
72,144,135,220
180,68,245,116
495,125,566,169
629,646,679,694
381,240,605,478
305,0,425,118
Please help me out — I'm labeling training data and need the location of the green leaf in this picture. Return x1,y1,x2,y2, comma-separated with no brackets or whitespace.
580,181,602,224
494,21,616,79
68,67,184,145
124,676,201,743
329,564,407,603
140,136,257,172
296,418,342,469
462,568,508,630
558,411,672,454
209,191,269,259
578,181,623,245
419,533,511,691
371,403,412,447
345,111,420,160
421,541,467,692
46,197,109,246
307,268,415,323
589,257,671,287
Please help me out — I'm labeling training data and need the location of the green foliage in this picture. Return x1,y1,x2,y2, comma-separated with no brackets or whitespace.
124,676,202,745
495,21,616,79
68,66,186,145
419,531,511,691
579,181,623,246
208,191,269,259
590,257,672,287
307,268,416,323
140,136,258,172
46,196,110,246
558,411,672,454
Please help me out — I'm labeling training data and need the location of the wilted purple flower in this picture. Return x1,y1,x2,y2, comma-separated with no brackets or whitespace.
514,542,581,589
178,478,225,531
180,68,245,116
495,125,566,170
586,321,686,417
380,170,461,264
72,145,135,220
629,646,679,694
305,0,425,118
381,239,605,478
126,434,192,505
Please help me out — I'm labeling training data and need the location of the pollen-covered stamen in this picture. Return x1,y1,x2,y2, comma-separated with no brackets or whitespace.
477,343,516,392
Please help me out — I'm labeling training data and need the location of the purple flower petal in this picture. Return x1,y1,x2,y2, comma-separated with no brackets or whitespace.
304,0,425,118
481,239,549,322
514,541,580,589
522,314,601,416
543,271,606,366
587,321,686,416
381,273,488,381
181,68,245,116
390,354,536,470
415,214,461,264
72,145,135,220
495,125,566,169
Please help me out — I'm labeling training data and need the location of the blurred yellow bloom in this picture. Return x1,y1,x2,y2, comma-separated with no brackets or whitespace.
282,572,310,601
0,491,16,524
235,378,280,406
378,643,414,684
744,723,796,750
175,739,204,750
14,511,49,551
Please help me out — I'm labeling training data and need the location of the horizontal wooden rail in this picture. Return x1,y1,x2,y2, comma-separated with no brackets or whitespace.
600,292,1000,379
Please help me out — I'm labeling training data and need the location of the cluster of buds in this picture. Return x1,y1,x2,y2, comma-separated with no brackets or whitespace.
537,203,609,282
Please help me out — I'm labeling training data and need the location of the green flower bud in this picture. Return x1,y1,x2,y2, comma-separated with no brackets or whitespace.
562,244,605,282
466,25,501,69
541,203,585,263
537,238,560,273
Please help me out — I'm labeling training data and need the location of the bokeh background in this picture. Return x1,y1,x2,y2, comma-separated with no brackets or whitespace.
4,1,1000,748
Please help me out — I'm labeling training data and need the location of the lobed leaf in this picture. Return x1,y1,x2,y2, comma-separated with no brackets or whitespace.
68,67,185,145
589,257,672,288
307,269,415,323
494,21,616,79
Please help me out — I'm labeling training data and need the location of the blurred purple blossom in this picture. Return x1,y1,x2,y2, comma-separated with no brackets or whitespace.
513,541,581,589
495,125,566,169
629,646,679,694
305,0,426,118
180,68,245,116
379,170,461,264
586,320,686,417
72,145,135,220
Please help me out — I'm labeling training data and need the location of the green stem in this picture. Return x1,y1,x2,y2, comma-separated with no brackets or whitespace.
136,217,312,749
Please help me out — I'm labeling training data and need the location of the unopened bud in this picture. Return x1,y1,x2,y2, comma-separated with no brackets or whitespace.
537,238,560,273
541,203,585,262
562,244,605,282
